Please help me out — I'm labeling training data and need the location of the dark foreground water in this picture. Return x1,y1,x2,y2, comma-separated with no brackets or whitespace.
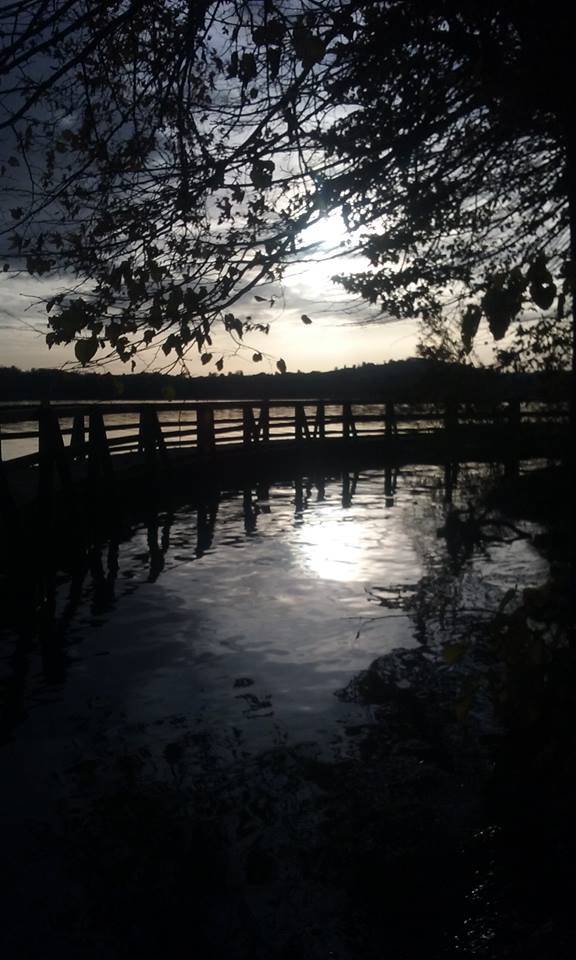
0,462,573,959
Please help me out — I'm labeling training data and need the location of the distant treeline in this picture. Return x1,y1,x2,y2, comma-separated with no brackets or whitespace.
0,360,570,403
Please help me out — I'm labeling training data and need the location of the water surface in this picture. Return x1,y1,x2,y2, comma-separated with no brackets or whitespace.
0,461,551,959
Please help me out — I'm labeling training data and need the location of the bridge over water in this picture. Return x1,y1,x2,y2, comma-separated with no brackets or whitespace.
0,396,569,523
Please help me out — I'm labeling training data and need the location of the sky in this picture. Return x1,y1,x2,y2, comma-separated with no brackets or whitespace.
0,211,421,375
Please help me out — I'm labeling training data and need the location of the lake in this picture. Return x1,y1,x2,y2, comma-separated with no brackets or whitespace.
0,459,559,959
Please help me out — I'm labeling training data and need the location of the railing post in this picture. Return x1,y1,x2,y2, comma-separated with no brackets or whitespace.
243,404,269,446
342,403,357,439
70,413,86,463
197,405,215,456
385,401,397,438
243,406,255,447
259,402,270,442
295,403,310,442
444,400,458,435
39,404,72,511
313,402,325,439
384,400,398,437
139,407,168,467
89,409,113,480
38,405,54,512
508,398,521,430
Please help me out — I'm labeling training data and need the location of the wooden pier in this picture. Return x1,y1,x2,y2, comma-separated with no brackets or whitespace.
0,397,569,520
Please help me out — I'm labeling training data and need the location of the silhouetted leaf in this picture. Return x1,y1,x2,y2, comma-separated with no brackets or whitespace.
201,352,212,364
293,27,325,67
301,313,312,324
75,338,98,365
267,47,281,80
276,358,287,373
239,52,257,83
253,21,286,46
482,269,525,341
250,160,275,188
461,304,481,353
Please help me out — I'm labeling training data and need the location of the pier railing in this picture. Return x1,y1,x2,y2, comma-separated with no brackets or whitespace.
0,398,568,472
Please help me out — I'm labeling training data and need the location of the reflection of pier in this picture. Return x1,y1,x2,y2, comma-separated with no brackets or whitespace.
0,397,568,519
0,459,545,739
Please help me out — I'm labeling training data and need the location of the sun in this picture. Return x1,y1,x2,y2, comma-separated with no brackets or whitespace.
299,209,349,252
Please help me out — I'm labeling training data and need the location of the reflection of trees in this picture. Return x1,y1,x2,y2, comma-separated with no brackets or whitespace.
0,462,543,748
335,466,573,955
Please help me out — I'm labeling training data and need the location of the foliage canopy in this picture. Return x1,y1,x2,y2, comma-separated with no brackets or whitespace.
0,0,573,372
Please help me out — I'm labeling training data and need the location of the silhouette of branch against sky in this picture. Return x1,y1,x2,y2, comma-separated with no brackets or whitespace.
0,1,573,374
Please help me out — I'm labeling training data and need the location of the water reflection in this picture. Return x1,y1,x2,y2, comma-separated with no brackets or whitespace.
0,459,557,959
0,462,546,744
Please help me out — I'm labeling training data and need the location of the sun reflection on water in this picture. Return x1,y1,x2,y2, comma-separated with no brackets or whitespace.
295,508,375,582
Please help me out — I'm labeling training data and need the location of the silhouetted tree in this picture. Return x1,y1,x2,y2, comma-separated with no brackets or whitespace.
0,1,343,369
1,1,574,376
316,0,574,371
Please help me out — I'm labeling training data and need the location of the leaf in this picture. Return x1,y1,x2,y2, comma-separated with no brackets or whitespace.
26,254,52,275
250,160,275,189
224,313,244,339
301,314,312,324
482,269,524,341
216,357,224,371
227,51,238,78
201,352,212,364
254,295,267,302
276,358,287,374
162,333,181,356
252,352,263,361
75,338,98,366
239,52,257,83
267,47,281,80
529,278,556,310
293,27,325,67
253,21,286,46
460,304,481,353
